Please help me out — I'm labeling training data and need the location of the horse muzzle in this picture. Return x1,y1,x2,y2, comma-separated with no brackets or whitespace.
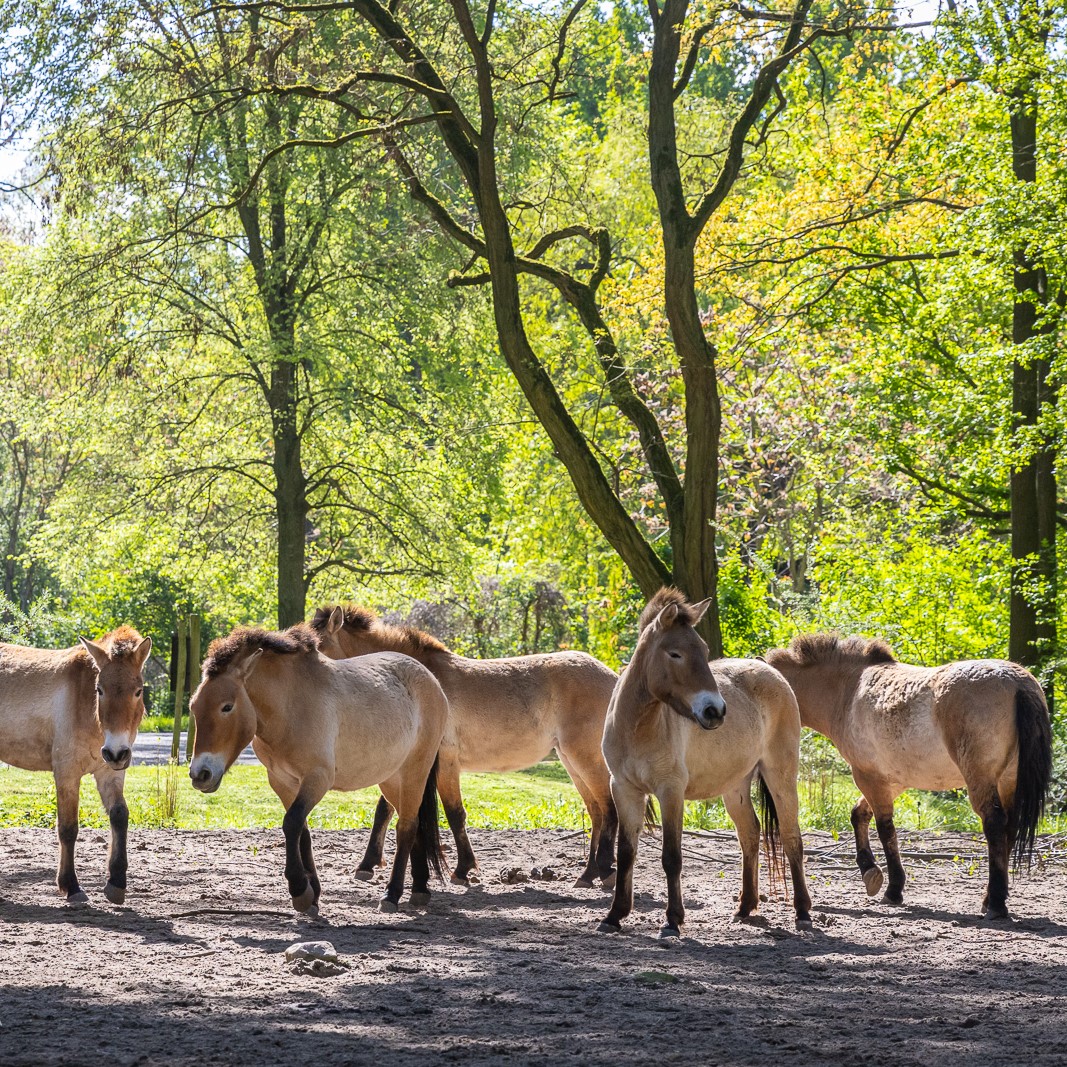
101,742,133,770
691,692,726,731
189,754,225,794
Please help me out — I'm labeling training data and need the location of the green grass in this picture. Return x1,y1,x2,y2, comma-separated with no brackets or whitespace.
2,758,1064,835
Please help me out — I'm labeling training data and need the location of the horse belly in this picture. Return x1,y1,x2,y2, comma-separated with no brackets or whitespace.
331,715,422,792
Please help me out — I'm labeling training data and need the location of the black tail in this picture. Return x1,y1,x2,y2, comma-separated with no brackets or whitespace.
1011,683,1053,872
757,774,784,890
416,754,445,881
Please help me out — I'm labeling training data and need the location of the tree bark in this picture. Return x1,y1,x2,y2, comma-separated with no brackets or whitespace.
1008,93,1056,706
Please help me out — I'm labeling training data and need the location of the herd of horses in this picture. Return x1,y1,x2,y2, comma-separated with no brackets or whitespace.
0,588,1053,937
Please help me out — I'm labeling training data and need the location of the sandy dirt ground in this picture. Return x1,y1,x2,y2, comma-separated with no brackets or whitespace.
1,825,1066,1067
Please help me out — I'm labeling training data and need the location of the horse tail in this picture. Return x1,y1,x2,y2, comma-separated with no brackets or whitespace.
417,753,445,881
1011,681,1053,872
757,774,784,891
644,795,659,831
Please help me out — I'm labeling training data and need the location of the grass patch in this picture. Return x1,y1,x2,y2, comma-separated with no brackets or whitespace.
2,760,1064,836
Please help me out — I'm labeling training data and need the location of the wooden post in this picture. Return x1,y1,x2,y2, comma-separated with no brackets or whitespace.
170,616,187,762
184,614,201,763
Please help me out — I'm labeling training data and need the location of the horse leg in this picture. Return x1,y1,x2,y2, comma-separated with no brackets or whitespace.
379,777,422,912
355,794,395,880
409,832,431,907
598,781,646,933
850,797,884,897
760,768,813,930
556,749,611,889
657,786,688,938
55,771,87,905
853,773,906,905
437,748,478,885
93,767,129,905
280,776,329,913
973,785,1012,920
722,783,761,919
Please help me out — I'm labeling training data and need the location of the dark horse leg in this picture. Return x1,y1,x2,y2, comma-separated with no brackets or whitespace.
657,788,687,938
55,771,87,904
598,782,646,933
722,786,761,918
854,773,905,905
558,749,617,889
94,767,130,905
355,794,394,880
850,797,884,897
978,788,1013,921
437,750,478,885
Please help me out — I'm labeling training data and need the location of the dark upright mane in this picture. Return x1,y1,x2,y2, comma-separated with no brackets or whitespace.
203,623,320,678
98,625,147,659
766,632,896,669
310,603,450,656
639,588,701,632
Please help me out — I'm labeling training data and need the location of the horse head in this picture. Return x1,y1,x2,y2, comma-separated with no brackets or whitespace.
79,628,152,770
188,646,262,793
636,591,725,730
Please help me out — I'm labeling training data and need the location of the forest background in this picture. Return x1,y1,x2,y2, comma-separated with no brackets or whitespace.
1,0,1065,807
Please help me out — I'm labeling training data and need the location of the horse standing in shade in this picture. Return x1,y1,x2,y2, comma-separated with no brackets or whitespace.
189,624,448,913
766,634,1052,920
599,589,812,938
0,627,152,904
311,604,619,888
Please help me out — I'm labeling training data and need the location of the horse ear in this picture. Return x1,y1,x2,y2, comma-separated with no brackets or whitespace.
236,647,264,680
654,601,680,630
690,598,713,625
78,636,109,669
328,606,344,634
133,636,153,671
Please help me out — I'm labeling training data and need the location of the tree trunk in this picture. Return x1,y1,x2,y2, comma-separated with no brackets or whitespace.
268,336,307,629
1008,95,1056,706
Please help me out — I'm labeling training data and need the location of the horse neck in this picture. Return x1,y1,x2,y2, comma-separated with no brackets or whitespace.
777,659,864,736
611,654,663,735
245,662,299,747
346,627,443,670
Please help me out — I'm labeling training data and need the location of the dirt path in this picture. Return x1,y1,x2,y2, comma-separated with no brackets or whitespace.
2,826,1066,1066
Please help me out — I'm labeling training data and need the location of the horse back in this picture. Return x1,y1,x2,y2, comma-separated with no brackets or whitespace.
0,642,97,772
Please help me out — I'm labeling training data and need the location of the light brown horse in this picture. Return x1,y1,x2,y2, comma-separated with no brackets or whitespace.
0,626,152,904
766,633,1052,920
310,604,620,888
599,589,812,937
189,623,448,913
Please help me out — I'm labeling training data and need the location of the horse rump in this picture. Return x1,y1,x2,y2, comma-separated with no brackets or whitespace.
1011,682,1053,872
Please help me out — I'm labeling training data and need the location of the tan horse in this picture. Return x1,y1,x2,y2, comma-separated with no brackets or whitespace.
599,589,812,937
189,623,448,913
766,634,1052,920
0,627,152,904
310,604,619,888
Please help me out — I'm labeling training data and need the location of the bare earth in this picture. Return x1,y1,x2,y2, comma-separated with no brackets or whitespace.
2,826,1066,1067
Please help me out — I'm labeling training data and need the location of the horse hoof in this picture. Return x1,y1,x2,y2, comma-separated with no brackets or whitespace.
880,891,904,907
66,890,90,907
103,882,126,906
658,925,681,939
597,920,621,934
450,873,470,887
410,891,432,907
303,904,320,919
796,917,814,932
863,867,884,897
984,905,1010,922
600,872,617,891
573,877,594,890
292,885,316,913
378,898,398,914
354,869,375,882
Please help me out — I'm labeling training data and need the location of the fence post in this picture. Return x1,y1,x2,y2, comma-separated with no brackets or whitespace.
184,613,201,762
170,616,187,762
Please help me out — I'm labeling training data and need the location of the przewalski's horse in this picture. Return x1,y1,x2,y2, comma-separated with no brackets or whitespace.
766,634,1052,920
310,604,619,889
0,627,152,904
599,589,812,938
189,623,448,914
